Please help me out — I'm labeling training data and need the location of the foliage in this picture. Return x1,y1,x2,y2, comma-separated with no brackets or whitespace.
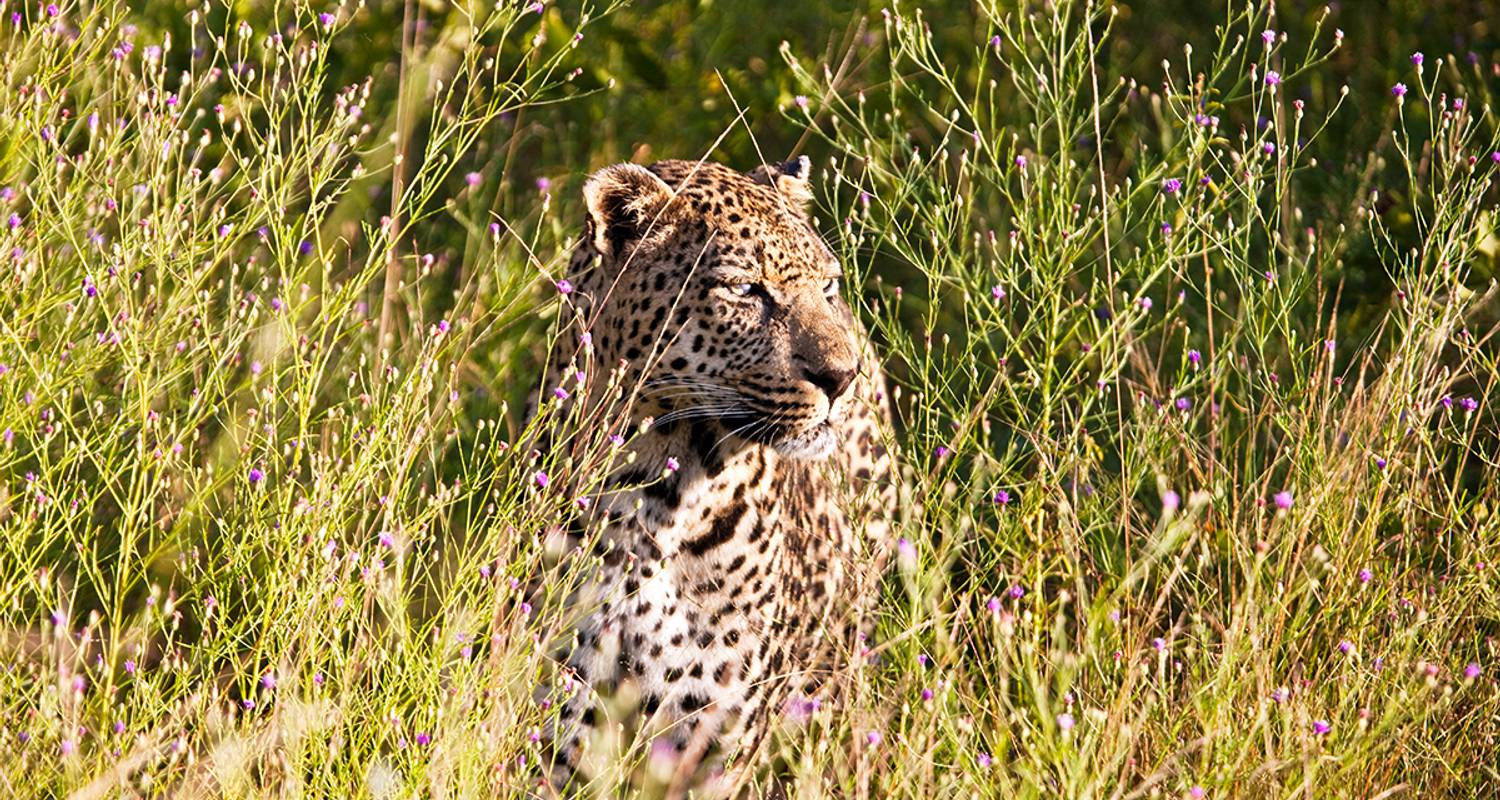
1,0,1497,796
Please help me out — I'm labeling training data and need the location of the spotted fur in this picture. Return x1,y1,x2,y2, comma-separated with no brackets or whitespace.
533,158,894,793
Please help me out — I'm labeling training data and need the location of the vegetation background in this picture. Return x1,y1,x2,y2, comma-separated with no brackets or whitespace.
3,0,1499,796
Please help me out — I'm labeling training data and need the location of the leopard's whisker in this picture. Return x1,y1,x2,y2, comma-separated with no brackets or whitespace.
651,404,751,428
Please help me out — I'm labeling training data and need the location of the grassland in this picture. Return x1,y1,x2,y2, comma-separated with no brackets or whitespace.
2,0,1498,796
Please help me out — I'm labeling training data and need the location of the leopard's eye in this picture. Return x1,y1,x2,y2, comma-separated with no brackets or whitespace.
729,282,756,297
823,277,840,297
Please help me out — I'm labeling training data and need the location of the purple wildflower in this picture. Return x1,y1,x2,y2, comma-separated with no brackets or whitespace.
896,538,917,568
1392,83,1408,98
1273,491,1293,510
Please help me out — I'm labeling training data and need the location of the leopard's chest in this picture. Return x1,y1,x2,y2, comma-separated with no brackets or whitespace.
549,430,870,780
580,471,789,662
582,482,846,696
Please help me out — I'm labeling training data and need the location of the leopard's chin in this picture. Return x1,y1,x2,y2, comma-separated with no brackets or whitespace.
771,421,838,461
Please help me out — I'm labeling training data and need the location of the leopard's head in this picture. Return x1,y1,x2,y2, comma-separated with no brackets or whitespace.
563,158,859,460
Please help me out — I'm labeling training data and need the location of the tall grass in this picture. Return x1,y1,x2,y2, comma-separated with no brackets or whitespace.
2,0,1497,797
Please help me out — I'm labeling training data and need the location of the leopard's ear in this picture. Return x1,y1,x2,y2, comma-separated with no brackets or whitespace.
582,163,677,259
748,156,813,209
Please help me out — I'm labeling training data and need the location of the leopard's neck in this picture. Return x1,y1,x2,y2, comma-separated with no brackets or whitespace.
589,419,788,560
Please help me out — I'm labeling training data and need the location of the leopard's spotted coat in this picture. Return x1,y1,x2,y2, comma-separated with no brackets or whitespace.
534,158,894,792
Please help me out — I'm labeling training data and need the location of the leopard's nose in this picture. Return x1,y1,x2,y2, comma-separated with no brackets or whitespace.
803,364,856,402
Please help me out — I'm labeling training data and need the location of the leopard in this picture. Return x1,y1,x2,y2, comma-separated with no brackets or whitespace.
530,156,895,795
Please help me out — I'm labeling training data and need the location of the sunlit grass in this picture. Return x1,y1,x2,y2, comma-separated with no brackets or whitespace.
2,0,1497,797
